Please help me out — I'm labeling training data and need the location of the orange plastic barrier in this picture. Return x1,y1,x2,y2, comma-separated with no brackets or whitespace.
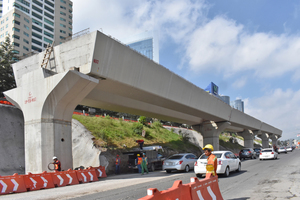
138,180,192,200
94,166,107,178
51,169,79,187
0,173,27,195
189,176,223,200
75,168,98,183
23,171,55,191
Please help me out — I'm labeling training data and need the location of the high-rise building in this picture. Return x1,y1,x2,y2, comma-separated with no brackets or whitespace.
233,99,244,112
121,30,159,63
221,95,230,105
0,0,3,17
0,0,73,58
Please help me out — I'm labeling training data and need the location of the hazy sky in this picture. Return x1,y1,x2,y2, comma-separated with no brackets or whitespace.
72,0,300,140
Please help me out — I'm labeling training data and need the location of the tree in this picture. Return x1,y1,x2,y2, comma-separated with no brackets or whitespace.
0,35,18,97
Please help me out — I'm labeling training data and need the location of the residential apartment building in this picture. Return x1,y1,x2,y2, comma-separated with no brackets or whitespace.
0,0,72,58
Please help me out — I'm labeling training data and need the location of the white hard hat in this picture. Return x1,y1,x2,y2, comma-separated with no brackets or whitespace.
53,156,57,160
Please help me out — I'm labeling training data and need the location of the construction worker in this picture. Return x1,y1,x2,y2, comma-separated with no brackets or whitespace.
135,154,142,173
141,153,149,175
115,154,121,174
203,144,217,178
52,156,61,172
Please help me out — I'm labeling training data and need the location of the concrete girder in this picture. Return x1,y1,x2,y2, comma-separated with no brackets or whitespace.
4,68,98,173
238,130,255,148
193,121,231,151
270,134,280,146
255,132,270,148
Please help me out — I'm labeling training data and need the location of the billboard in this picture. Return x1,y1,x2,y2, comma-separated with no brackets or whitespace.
205,82,219,96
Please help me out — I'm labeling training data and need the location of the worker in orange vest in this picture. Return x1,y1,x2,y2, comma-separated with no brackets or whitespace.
135,154,142,173
52,156,61,172
115,154,121,174
203,144,217,178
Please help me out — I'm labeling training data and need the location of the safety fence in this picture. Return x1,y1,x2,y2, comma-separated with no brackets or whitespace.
139,176,223,200
0,166,107,195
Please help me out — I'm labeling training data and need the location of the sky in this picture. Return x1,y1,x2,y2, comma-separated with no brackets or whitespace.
72,0,300,140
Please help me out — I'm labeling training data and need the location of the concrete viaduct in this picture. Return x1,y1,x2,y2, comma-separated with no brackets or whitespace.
4,31,282,173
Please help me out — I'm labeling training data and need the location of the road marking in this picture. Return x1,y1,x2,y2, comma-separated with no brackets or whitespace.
0,180,7,193
30,177,37,188
196,190,204,200
207,186,216,200
98,169,102,177
57,175,64,185
81,173,87,182
66,174,73,184
88,172,93,181
41,177,48,187
11,179,19,191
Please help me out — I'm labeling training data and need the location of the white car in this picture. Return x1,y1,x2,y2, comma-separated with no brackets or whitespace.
194,151,241,177
259,148,278,160
286,147,293,152
278,147,287,154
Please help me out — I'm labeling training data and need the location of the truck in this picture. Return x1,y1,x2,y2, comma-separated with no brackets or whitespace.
123,146,165,172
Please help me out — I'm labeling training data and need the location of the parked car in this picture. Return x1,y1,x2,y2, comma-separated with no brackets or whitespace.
278,147,287,154
194,151,241,177
286,146,293,152
259,148,278,160
253,148,262,157
239,148,256,160
162,153,198,173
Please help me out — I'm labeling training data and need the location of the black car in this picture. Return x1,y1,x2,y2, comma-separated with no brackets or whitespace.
253,148,262,157
239,148,256,160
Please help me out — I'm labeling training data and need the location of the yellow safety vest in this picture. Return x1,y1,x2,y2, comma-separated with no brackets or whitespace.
206,154,217,176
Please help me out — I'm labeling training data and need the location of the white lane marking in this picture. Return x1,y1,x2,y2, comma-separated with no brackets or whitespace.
30,177,37,188
207,186,216,200
88,172,93,181
81,173,87,182
196,190,205,200
97,169,102,177
11,179,19,191
0,180,7,193
57,175,64,185
41,177,48,188
66,174,73,184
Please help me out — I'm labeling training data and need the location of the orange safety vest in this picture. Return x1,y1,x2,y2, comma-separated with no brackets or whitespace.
206,154,217,176
137,157,142,165
116,158,120,165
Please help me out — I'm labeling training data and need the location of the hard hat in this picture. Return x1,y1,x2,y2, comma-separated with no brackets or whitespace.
143,153,146,155
137,154,140,156
53,156,57,160
203,144,214,151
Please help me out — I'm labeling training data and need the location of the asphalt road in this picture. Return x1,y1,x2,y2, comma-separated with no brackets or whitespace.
2,149,300,200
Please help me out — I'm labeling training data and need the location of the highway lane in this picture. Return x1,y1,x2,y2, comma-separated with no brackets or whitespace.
2,149,299,200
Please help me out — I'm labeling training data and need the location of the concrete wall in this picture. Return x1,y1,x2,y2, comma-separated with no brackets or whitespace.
0,105,25,176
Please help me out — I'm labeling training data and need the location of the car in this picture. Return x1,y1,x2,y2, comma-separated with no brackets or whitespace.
253,148,262,157
286,146,293,152
259,148,278,160
194,151,241,177
239,148,256,160
278,147,287,154
162,153,198,173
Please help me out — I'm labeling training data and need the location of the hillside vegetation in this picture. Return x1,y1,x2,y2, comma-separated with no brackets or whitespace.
72,115,201,154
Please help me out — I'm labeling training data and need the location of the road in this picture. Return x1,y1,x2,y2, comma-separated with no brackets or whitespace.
2,149,300,200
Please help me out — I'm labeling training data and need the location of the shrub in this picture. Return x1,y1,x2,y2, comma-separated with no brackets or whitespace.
105,115,110,119
152,121,162,128
171,128,175,133
132,123,143,135
138,116,147,125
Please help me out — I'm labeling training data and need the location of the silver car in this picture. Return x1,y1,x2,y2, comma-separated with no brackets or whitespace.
162,153,198,173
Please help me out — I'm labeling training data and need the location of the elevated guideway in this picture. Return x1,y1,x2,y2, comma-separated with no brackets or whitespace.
5,31,282,173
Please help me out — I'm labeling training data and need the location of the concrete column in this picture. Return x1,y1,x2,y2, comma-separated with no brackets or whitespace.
238,130,255,148
255,132,269,148
4,68,98,173
193,121,231,151
270,134,279,146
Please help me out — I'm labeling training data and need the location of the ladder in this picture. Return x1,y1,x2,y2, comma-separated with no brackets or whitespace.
41,42,54,69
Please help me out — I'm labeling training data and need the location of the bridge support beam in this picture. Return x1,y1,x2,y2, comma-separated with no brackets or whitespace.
270,134,279,147
4,68,98,174
193,121,231,151
238,130,255,148
256,132,269,148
